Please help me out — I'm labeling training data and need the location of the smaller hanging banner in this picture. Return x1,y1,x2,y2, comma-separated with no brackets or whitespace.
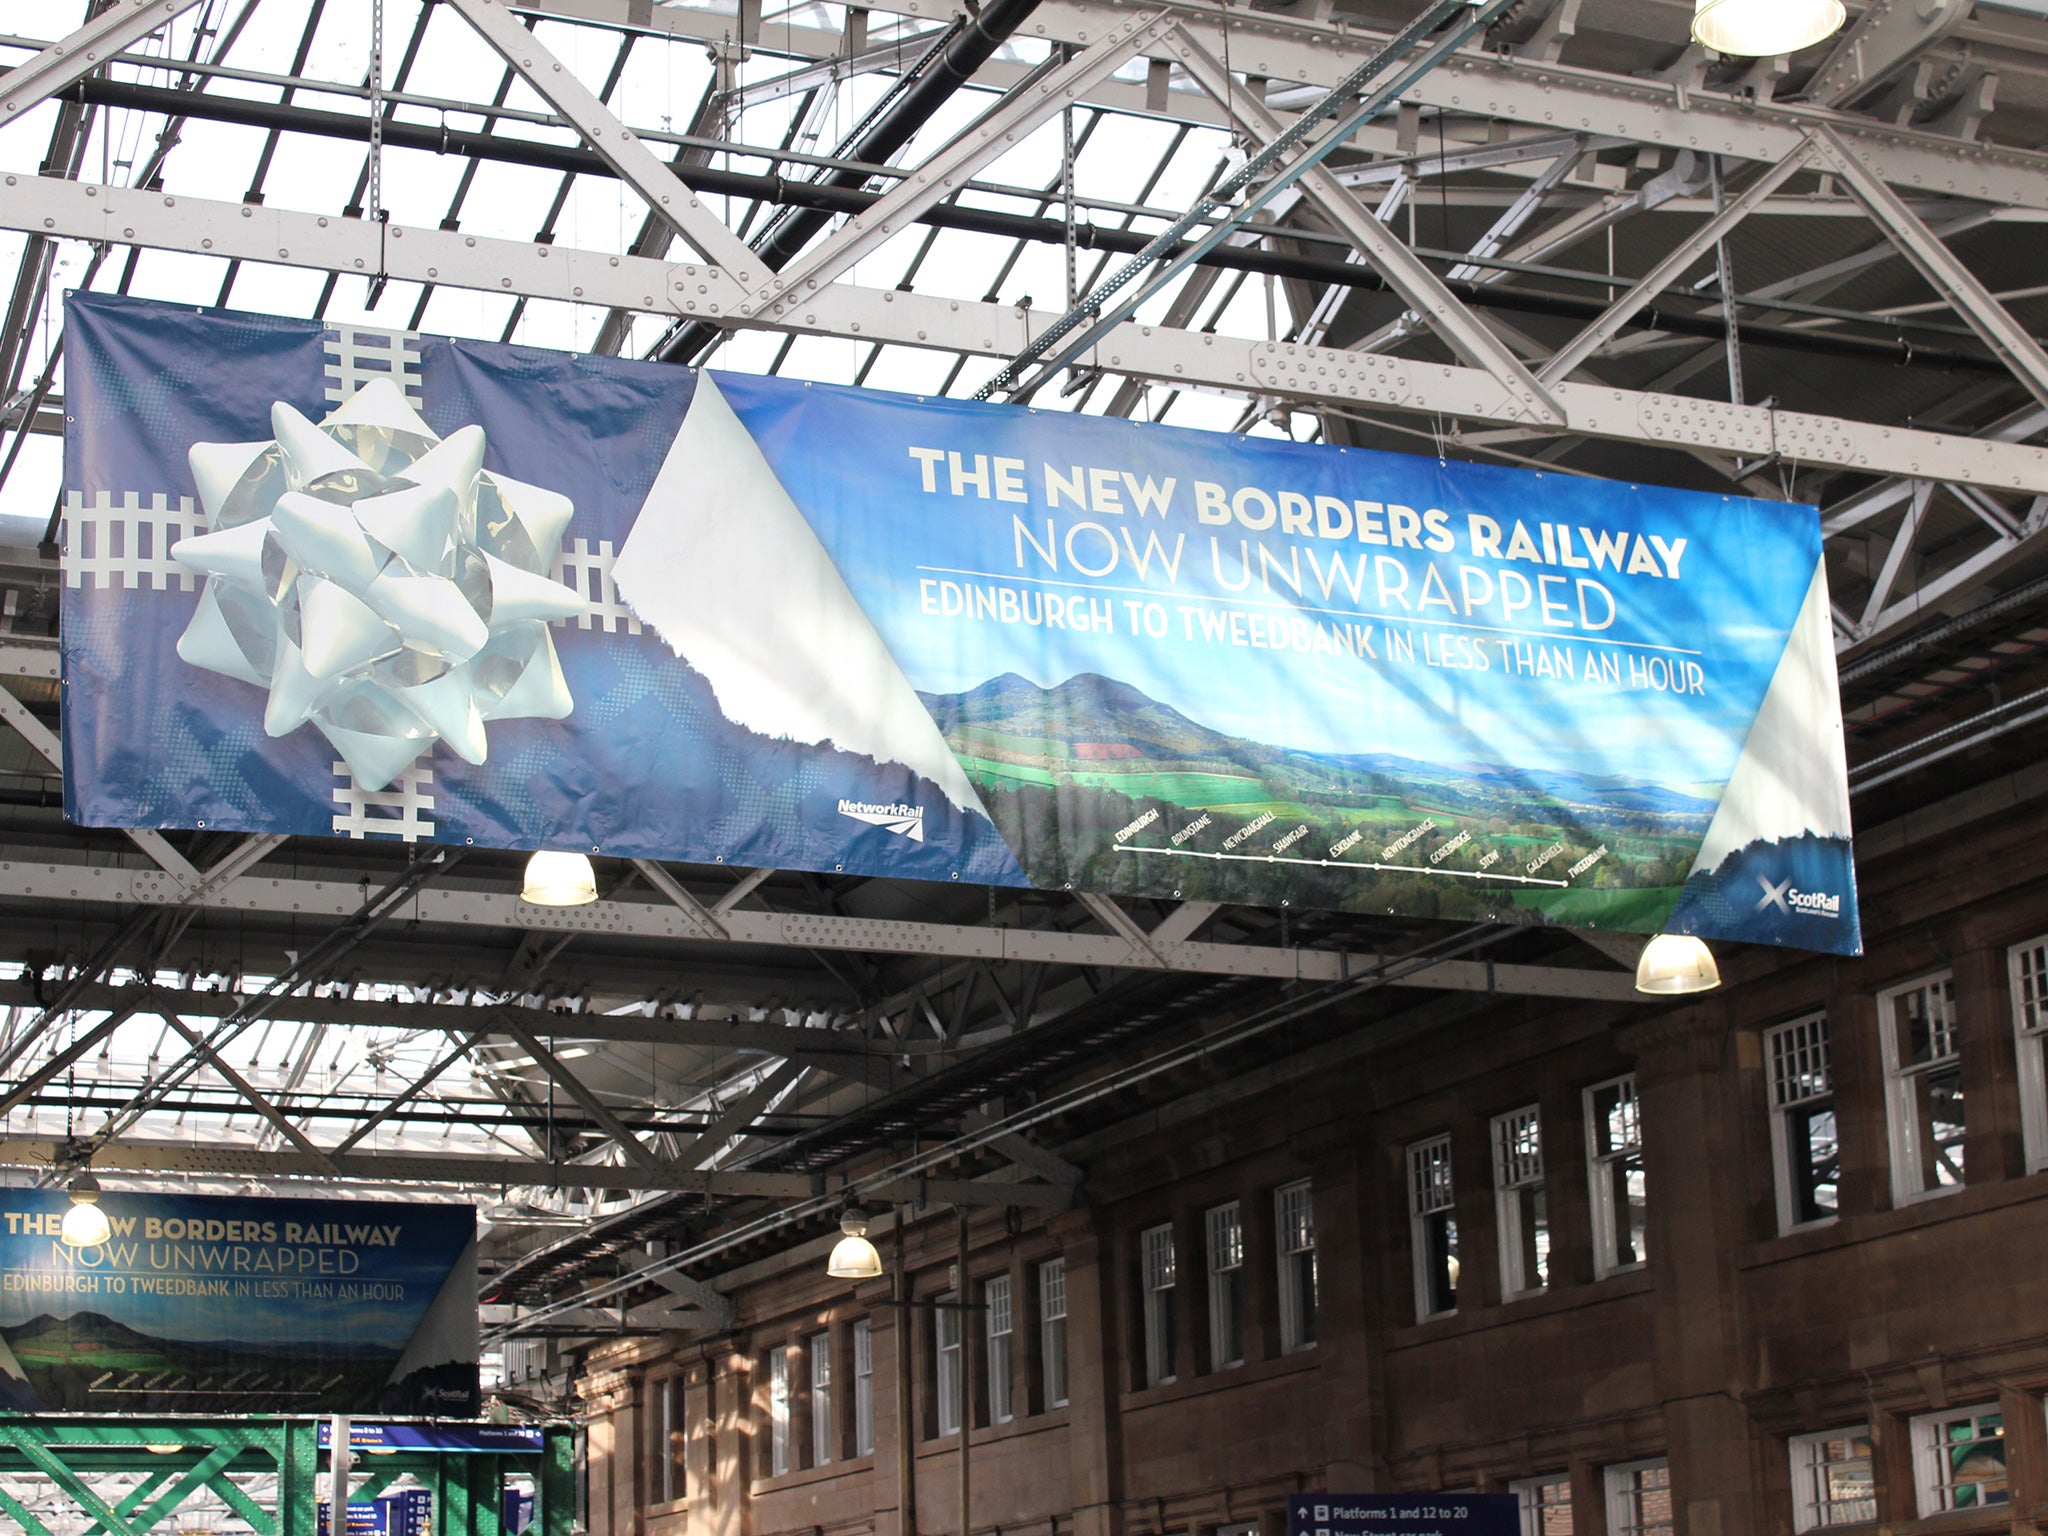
0,1189,477,1415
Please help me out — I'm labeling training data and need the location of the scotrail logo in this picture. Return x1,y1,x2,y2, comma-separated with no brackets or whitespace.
1756,875,1841,919
838,799,925,842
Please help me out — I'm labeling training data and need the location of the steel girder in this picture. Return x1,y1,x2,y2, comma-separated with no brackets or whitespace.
0,849,1645,1001
3,170,2046,496
518,0,2048,212
0,1418,575,1536
0,1133,1076,1202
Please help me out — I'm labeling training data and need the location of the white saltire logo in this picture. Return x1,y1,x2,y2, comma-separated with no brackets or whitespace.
1756,875,1840,918
838,799,925,842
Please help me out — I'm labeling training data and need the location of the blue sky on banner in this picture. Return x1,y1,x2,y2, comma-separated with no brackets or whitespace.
721,374,1819,790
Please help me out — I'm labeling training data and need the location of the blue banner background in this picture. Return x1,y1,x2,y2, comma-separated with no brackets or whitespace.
59,293,1860,954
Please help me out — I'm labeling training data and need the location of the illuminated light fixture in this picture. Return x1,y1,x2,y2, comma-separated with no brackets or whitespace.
60,1171,112,1248
826,1206,884,1280
522,850,597,906
1691,0,1844,57
1635,933,1722,996
144,1444,184,1456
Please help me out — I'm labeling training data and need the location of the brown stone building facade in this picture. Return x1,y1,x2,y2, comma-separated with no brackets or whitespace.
572,763,2048,1536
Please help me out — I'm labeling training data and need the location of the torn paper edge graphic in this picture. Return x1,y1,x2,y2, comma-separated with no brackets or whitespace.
614,373,991,816
1690,560,1853,876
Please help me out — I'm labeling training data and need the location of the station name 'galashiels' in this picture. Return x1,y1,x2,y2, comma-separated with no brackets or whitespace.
905,446,1693,640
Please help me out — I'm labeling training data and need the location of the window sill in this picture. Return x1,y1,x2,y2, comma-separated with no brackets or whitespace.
1742,1175,2048,1269
750,1454,875,1495
1119,1343,1320,1412
914,1411,1070,1459
1386,1266,1653,1348
1881,1508,2021,1536
1894,1181,1967,1207
1776,1215,1840,1240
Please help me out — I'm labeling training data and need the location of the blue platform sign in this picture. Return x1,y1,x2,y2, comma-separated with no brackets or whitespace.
320,1490,430,1536
60,292,1859,954
320,1421,545,1454
1289,1494,1519,1536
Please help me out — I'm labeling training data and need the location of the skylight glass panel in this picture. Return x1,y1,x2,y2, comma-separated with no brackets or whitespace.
774,333,873,385
224,264,332,320
0,101,69,175
453,158,582,241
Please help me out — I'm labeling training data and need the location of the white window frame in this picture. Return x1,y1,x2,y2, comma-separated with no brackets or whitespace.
768,1347,791,1477
1510,1471,1573,1535
809,1330,833,1468
1140,1222,1177,1387
1585,1074,1647,1278
1039,1258,1068,1409
935,1293,963,1437
985,1273,1013,1425
852,1317,875,1456
1205,1202,1244,1370
654,1375,682,1505
1909,1402,2007,1517
1879,971,1965,1205
1493,1106,1547,1298
1766,1013,1840,1233
1275,1179,1317,1353
2009,936,2048,1172
1603,1458,1672,1536
1407,1135,1458,1321
1789,1426,1876,1531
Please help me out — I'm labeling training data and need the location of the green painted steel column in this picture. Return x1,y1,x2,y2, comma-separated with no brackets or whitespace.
282,1419,322,1536
537,1425,575,1536
0,1480,56,1536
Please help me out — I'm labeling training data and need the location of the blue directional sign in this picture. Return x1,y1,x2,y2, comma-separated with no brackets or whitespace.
318,1421,545,1454
1288,1494,1519,1536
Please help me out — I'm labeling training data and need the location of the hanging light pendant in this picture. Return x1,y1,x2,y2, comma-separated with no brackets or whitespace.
60,1171,112,1248
1635,933,1722,995
826,1207,884,1280
522,850,598,906
1691,0,1845,57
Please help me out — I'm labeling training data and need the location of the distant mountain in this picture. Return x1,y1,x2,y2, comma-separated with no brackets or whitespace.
3,1311,164,1354
921,672,1714,820
1311,751,1718,817
922,672,1243,760
4,1309,400,1361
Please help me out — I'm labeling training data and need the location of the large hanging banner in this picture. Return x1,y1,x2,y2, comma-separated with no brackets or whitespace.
61,293,1859,954
0,1189,477,1414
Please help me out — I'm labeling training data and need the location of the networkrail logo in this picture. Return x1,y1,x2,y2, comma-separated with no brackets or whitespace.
1756,875,1842,919
838,799,925,842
